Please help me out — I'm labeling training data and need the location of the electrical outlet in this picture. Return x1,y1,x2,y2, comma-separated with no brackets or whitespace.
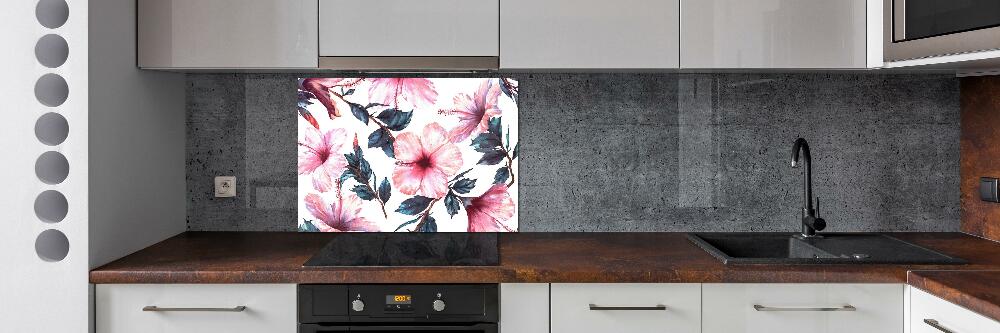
215,176,236,198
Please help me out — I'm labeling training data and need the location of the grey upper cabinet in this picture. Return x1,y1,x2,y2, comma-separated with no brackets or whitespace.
138,0,318,69
500,0,680,69
319,0,499,59
680,0,872,69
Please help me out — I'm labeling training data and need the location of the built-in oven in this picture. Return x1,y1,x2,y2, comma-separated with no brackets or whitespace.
884,0,1000,61
298,284,498,333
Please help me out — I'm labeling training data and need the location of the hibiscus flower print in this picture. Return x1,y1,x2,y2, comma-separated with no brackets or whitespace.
392,123,463,198
368,78,438,109
445,79,502,143
465,184,515,232
303,192,377,232
298,126,347,192
298,78,519,232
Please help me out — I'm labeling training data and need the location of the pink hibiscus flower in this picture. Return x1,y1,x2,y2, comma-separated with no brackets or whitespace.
303,193,377,232
392,123,463,198
368,78,438,109
446,79,502,143
298,127,348,192
465,184,515,232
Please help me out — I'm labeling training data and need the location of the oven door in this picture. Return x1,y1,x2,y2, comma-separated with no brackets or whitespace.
885,0,1000,61
300,323,498,333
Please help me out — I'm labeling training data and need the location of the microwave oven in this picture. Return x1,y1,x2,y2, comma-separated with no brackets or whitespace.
884,0,1000,62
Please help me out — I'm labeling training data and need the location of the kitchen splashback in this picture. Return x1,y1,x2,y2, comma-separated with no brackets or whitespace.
187,73,960,232
296,78,519,232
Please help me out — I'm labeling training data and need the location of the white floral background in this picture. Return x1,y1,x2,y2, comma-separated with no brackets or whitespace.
297,78,519,232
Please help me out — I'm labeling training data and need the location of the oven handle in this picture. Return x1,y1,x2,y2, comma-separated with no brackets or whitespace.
299,323,497,332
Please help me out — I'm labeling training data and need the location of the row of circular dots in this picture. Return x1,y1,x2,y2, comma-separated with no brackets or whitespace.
34,0,71,262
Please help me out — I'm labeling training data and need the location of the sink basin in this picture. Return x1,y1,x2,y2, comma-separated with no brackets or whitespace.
687,233,966,265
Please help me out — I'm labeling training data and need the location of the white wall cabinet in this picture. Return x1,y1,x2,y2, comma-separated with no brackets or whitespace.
680,0,872,69
500,0,680,69
909,287,1000,333
551,283,701,333
319,0,499,57
138,0,318,69
96,284,297,333
702,283,903,333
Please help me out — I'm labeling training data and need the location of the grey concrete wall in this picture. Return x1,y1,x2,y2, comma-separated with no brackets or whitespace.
186,73,960,232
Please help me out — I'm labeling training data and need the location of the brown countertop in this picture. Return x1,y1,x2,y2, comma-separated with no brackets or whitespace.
908,270,1000,322
91,232,1000,284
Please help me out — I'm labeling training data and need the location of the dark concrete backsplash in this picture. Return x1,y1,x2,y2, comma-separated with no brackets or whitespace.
186,73,960,232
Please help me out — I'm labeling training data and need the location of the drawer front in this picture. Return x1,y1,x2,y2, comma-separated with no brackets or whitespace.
910,287,1000,333
96,284,296,333
551,283,701,333
703,283,903,333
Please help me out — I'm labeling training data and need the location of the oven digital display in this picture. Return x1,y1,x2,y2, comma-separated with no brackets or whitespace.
386,295,412,304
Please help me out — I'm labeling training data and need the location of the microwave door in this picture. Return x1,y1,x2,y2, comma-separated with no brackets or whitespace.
885,0,1000,61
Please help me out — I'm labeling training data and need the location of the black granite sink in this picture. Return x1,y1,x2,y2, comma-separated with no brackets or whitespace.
687,233,966,265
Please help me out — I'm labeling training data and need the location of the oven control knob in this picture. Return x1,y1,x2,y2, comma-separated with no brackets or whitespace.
351,299,365,312
432,299,446,312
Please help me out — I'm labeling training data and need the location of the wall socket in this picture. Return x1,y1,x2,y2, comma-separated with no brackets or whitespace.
215,176,236,198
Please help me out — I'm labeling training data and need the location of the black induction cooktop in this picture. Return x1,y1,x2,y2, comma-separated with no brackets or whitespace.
303,233,500,267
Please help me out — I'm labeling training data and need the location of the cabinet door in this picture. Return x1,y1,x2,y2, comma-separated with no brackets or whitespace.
500,284,548,333
910,287,1000,333
96,284,297,333
319,0,499,57
501,0,680,69
680,0,868,68
702,283,903,333
551,283,700,333
138,0,318,69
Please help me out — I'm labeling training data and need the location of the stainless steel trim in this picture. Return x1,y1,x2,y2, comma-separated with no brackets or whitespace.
892,0,905,41
884,0,1000,62
318,57,499,71
923,319,956,333
588,304,667,311
753,304,856,312
142,306,247,312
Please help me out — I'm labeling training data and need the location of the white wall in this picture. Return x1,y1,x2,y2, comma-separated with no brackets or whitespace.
88,0,186,269
0,0,89,331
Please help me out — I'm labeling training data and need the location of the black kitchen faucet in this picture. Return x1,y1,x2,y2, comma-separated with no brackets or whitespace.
791,138,826,238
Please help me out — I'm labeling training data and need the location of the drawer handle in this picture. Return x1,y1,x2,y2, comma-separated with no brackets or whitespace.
142,306,247,312
589,304,667,311
923,319,955,333
753,304,856,312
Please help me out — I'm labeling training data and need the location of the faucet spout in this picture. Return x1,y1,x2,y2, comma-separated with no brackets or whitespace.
791,138,825,237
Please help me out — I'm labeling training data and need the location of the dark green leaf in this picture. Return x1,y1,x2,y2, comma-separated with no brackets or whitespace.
365,102,387,109
357,159,372,184
299,219,320,232
487,117,502,138
477,150,506,165
452,178,476,194
349,102,369,125
381,138,395,158
511,143,519,159
471,133,502,153
418,215,438,232
494,167,510,185
367,128,391,149
378,178,391,202
352,185,375,200
343,88,355,96
376,108,413,131
444,193,461,218
339,169,355,187
396,196,434,215
394,218,420,231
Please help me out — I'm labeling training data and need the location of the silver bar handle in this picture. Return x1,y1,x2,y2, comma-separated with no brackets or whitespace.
143,306,247,312
753,304,856,312
589,304,667,311
924,319,956,333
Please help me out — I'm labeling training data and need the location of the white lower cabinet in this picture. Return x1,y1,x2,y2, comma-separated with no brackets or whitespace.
551,283,701,333
500,283,549,333
702,283,904,333
96,284,297,333
910,287,1000,333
